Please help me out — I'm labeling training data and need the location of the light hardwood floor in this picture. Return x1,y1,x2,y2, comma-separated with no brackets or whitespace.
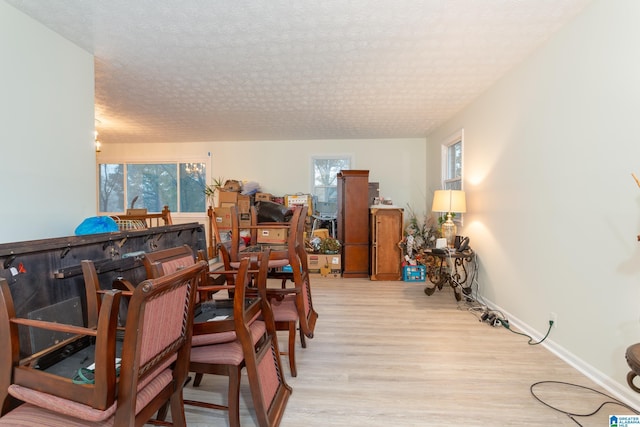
176,277,638,426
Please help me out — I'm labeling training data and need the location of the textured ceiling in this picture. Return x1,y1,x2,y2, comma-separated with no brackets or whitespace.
6,0,592,143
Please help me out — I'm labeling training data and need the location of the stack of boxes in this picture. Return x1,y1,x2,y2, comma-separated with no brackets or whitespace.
217,190,251,228
306,253,342,278
305,224,342,279
215,186,343,278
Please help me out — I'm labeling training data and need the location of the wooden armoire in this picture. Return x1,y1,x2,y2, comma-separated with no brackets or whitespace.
337,170,370,278
370,207,403,280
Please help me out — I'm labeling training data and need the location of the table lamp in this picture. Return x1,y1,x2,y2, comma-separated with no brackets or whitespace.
432,190,466,248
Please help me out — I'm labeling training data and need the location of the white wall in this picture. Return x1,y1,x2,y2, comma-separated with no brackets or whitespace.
0,1,95,243
427,0,640,406
98,137,428,225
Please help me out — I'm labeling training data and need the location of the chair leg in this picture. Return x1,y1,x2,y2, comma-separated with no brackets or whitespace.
193,373,204,387
299,325,307,349
156,401,169,421
168,389,187,427
288,321,297,377
228,366,242,427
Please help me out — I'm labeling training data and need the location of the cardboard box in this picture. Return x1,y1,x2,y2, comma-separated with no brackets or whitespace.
223,179,242,192
285,194,313,216
255,192,272,202
218,190,238,206
307,253,342,278
237,195,250,213
238,211,251,228
257,228,288,244
218,191,250,213
213,207,232,229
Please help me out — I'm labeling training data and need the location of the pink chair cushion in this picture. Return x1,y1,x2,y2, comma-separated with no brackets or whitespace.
140,285,188,365
191,307,262,347
192,330,237,346
271,295,298,322
257,345,280,410
6,368,173,423
190,320,266,366
0,403,113,426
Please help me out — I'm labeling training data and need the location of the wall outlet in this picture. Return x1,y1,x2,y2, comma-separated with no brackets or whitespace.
549,312,558,328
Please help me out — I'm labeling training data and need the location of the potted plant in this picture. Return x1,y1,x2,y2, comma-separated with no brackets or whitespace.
319,237,341,254
204,176,224,207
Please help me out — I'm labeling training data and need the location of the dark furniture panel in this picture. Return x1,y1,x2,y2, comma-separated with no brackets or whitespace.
337,170,370,278
0,223,206,356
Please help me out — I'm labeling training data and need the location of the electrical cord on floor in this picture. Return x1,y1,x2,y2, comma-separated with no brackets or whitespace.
498,318,553,345
454,251,481,310
530,380,639,426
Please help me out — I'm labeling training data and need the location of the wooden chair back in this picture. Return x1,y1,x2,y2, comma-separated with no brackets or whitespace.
288,207,318,339
207,206,228,258
222,204,317,338
0,277,121,414
1,278,121,411
113,260,205,425
142,244,196,279
234,254,292,427
229,205,303,263
111,205,173,229
264,205,317,339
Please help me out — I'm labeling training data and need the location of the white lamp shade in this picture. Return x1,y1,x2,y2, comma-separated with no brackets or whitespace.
431,190,466,213
431,190,450,212
450,190,466,213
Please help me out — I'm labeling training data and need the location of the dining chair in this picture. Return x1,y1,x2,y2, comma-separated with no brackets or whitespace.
213,205,299,292
142,244,268,426
185,249,292,427
229,205,300,272
0,259,207,426
154,253,249,427
267,217,319,377
221,205,319,377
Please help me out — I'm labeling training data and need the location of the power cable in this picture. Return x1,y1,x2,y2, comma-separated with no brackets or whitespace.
530,380,639,426
499,318,553,345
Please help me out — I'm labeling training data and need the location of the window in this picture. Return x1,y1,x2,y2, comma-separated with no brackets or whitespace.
98,162,207,213
442,130,463,191
311,156,351,213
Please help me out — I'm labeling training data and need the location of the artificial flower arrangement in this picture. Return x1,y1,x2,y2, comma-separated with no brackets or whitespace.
398,205,439,266
308,236,341,254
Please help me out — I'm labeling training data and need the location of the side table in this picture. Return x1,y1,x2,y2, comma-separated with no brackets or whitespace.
423,248,475,301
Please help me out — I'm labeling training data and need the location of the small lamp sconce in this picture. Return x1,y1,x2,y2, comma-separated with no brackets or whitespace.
94,130,101,152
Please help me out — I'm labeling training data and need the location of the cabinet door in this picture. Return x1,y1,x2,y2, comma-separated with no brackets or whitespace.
371,208,403,280
338,170,370,278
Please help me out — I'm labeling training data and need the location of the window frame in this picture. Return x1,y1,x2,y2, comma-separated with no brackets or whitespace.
440,129,464,222
97,160,209,216
310,155,352,208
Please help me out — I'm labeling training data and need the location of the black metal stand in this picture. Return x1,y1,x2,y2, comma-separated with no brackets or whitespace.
423,249,475,301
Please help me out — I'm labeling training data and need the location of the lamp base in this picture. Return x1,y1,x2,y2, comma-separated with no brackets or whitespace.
441,215,457,249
